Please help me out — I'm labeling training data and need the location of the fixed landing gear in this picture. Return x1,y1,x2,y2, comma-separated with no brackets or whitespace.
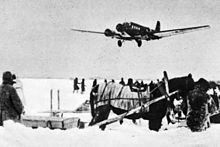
137,40,142,47
117,40,142,47
117,40,122,47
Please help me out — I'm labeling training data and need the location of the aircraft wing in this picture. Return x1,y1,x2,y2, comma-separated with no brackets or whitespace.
71,28,134,40
154,25,210,38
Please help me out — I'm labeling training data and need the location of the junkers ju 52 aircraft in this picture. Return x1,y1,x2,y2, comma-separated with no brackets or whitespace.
71,21,210,47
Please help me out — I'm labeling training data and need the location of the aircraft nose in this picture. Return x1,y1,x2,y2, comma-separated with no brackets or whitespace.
104,29,113,36
116,23,123,32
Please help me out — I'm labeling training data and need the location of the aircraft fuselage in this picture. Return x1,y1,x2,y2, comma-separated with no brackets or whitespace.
116,22,152,37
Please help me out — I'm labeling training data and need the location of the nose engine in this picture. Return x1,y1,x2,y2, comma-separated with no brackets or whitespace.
116,23,124,33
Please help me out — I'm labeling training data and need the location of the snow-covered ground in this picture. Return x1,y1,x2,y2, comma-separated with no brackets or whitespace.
1,78,220,147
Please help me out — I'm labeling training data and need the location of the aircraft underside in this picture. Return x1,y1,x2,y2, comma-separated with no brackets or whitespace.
117,39,142,47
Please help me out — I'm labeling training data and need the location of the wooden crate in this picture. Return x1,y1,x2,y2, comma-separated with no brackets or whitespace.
21,115,80,130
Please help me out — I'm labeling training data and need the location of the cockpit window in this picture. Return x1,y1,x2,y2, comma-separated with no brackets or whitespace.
123,22,131,27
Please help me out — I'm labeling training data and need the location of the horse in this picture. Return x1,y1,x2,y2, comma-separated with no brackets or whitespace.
147,74,195,130
89,74,195,131
89,82,149,128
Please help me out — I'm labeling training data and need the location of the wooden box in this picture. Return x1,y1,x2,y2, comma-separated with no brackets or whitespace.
21,115,80,130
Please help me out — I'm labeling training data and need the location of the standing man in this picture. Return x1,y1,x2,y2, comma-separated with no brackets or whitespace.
73,77,80,93
81,78,86,94
0,71,24,126
92,79,97,88
119,77,125,86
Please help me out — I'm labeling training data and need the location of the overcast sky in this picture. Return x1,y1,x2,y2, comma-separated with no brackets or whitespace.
0,0,219,80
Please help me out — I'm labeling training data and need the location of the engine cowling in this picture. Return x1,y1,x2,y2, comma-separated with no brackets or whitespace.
116,23,124,33
104,29,115,37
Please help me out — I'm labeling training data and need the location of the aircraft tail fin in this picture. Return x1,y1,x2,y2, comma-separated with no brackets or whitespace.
155,21,160,32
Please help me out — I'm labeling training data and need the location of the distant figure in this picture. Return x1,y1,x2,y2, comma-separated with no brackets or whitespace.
149,81,154,98
92,79,97,87
12,74,26,107
140,81,144,87
0,71,24,126
81,78,86,94
127,78,134,91
111,79,115,83
119,78,125,86
73,77,80,93
104,79,107,84
127,78,133,87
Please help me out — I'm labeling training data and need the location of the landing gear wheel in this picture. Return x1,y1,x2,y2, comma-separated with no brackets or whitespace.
118,40,122,47
137,40,142,47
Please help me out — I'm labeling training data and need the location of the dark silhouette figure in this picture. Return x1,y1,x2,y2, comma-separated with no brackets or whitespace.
127,78,134,91
104,79,107,84
119,78,125,86
140,81,144,87
186,81,213,132
81,79,86,94
92,79,97,87
0,71,24,126
73,77,80,93
127,78,133,86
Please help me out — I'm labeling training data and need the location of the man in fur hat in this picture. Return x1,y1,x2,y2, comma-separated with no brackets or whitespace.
0,71,24,126
186,80,217,132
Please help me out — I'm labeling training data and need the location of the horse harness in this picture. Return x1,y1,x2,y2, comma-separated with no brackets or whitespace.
92,81,168,106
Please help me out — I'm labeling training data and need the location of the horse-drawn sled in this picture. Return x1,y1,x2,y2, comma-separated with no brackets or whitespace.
88,71,220,132
88,71,195,131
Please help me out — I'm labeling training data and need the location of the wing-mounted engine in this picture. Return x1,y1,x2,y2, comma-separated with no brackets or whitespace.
104,28,125,47
104,29,116,37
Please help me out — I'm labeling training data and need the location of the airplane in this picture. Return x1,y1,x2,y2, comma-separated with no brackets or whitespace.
71,21,210,47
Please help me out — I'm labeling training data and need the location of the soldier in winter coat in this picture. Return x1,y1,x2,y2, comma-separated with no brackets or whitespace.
0,71,24,126
73,77,80,93
119,78,125,86
81,78,86,94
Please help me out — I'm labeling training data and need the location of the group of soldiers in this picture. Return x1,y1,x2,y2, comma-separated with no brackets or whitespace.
0,71,24,126
73,77,86,94
92,77,146,90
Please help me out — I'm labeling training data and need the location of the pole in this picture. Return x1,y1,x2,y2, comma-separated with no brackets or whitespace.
57,90,60,110
50,89,53,116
